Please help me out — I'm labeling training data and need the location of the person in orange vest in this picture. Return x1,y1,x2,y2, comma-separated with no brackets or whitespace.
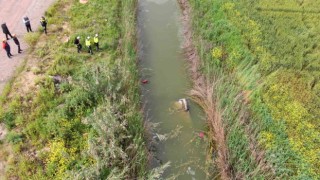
2,39,13,58
94,34,99,51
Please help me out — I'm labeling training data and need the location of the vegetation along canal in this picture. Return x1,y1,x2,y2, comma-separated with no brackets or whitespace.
138,0,207,178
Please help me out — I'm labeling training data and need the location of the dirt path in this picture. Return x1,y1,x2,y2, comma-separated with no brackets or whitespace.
0,0,56,177
0,0,56,94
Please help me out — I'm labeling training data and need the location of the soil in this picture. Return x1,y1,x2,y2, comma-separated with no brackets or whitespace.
177,0,203,86
80,0,89,4
0,123,9,178
0,0,56,94
0,124,7,141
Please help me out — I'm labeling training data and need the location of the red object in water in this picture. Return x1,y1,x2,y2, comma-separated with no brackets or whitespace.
142,79,149,84
199,132,205,138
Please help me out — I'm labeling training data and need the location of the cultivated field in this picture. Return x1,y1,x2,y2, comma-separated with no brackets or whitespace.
189,0,319,178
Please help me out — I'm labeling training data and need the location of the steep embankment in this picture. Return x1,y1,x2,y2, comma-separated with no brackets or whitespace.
180,0,319,179
0,0,146,179
178,0,231,179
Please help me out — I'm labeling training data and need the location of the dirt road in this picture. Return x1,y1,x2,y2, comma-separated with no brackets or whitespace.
0,0,56,93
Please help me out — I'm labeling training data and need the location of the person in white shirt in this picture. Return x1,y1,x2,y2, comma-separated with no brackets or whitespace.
23,16,32,32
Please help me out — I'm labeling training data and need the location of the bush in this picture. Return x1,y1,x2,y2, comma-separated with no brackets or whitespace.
6,131,23,144
24,32,41,47
2,111,15,129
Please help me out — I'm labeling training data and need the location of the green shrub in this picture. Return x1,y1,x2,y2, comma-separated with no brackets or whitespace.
2,111,15,129
24,32,41,47
6,131,23,144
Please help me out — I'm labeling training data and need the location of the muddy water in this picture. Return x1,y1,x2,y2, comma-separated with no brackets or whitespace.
138,0,206,179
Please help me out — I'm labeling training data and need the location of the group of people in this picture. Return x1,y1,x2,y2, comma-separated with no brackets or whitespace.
1,16,48,58
74,34,100,55
3,13,100,58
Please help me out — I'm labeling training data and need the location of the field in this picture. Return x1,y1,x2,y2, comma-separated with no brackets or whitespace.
189,0,319,178
0,0,147,179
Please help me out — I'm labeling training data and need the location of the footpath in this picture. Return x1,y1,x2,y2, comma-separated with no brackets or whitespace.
0,0,56,175
0,0,56,93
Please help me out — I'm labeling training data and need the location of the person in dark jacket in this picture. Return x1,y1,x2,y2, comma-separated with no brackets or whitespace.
1,23,13,40
2,39,13,58
23,16,32,32
74,36,82,53
12,34,22,53
40,16,47,34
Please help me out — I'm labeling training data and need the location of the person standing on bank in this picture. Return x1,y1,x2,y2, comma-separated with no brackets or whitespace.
40,16,47,34
1,23,13,40
74,36,82,53
86,36,93,55
12,34,22,53
2,39,13,58
94,34,99,51
23,16,32,32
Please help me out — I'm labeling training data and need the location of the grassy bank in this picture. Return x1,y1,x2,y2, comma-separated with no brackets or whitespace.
188,0,319,179
0,0,147,179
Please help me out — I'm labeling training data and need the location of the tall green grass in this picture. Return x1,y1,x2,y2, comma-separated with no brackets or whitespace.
0,0,147,179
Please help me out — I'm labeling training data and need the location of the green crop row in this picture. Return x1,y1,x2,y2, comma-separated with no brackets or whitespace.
189,0,319,179
0,0,147,179
239,0,319,177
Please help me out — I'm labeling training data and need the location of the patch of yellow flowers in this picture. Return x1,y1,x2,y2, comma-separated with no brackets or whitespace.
222,2,320,177
263,78,319,177
46,140,77,178
211,46,223,59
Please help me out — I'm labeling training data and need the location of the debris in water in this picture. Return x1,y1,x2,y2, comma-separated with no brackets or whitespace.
142,79,149,84
199,132,205,139
186,166,196,176
178,98,189,111
171,98,190,113
154,133,167,141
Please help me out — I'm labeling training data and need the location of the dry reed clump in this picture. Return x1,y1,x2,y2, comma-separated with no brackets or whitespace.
190,81,231,180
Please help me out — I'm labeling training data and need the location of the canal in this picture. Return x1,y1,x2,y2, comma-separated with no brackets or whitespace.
138,0,207,179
